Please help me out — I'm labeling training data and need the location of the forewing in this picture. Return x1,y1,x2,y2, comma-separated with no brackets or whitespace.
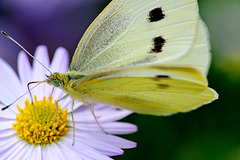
70,0,199,74
162,19,211,76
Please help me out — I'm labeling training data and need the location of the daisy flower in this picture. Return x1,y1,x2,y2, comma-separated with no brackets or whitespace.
0,46,137,160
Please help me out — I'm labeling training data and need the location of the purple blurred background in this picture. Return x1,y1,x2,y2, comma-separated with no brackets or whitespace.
0,0,110,71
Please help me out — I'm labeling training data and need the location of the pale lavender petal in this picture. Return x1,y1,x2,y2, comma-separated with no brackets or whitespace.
57,141,84,160
32,45,50,80
28,145,42,160
50,47,69,73
60,137,113,160
0,129,15,138
90,133,137,149
0,58,24,102
0,119,15,130
0,107,18,119
30,83,51,101
21,145,34,160
51,89,72,109
72,122,137,134
0,135,18,154
41,147,48,160
32,46,51,99
14,143,32,160
102,122,137,134
4,141,29,160
0,137,23,159
72,131,136,149
45,144,65,160
18,51,32,85
67,131,124,156
0,53,31,114
60,97,83,112
0,81,20,114
71,104,133,122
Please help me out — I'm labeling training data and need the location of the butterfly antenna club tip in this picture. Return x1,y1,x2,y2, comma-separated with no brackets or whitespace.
2,105,10,111
1,30,8,36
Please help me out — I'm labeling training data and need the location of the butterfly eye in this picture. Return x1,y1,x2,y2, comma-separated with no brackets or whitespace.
52,80,60,87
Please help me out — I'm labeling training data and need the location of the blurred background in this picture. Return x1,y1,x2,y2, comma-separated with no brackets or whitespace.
0,0,240,159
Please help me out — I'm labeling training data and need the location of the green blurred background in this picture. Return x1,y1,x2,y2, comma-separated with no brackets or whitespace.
1,0,240,159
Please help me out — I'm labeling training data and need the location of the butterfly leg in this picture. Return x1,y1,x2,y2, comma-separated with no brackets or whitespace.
71,100,75,146
83,100,108,134
53,94,69,125
49,87,55,99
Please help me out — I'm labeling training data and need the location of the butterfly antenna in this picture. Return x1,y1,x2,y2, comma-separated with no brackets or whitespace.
1,82,43,111
1,30,53,75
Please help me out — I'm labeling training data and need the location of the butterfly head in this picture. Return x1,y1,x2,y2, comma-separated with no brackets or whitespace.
46,72,66,88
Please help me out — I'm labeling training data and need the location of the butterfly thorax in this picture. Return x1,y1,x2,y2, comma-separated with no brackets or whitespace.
46,72,86,98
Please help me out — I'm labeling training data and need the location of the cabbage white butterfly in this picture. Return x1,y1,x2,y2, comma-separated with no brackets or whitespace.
45,0,218,116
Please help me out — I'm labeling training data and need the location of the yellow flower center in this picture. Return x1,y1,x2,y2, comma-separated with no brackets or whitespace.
12,95,69,145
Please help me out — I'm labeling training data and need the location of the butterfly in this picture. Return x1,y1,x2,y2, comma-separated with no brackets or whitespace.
47,0,218,116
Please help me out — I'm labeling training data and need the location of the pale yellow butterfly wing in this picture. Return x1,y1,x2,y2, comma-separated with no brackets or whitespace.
75,67,217,115
45,0,218,116
69,0,200,74
162,19,211,77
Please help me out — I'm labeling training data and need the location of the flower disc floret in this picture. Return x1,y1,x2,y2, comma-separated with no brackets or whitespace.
12,95,69,145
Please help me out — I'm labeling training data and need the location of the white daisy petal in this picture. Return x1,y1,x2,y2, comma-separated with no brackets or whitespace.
32,45,50,80
73,122,137,134
0,58,24,102
0,129,15,138
67,132,124,156
0,46,137,159
0,135,18,153
0,107,18,119
71,104,133,122
103,122,138,134
0,119,15,130
18,51,32,85
41,147,47,160
28,145,42,160
45,144,65,160
5,141,29,160
0,139,25,159
32,46,50,99
0,81,19,112
61,97,84,111
57,141,84,160
50,47,69,73
21,145,35,160
15,143,32,160
90,133,137,149
62,137,113,160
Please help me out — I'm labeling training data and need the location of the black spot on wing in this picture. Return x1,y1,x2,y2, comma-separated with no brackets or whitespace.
157,84,170,89
148,7,165,22
156,75,170,78
151,36,166,53
151,75,170,82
